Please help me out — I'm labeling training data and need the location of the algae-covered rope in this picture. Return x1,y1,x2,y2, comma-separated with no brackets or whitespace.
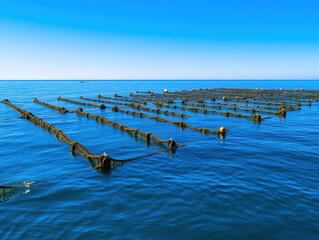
1,99,100,165
1,99,176,171
35,98,223,135
81,96,188,118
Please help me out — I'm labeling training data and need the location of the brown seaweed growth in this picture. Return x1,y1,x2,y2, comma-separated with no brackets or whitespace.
96,153,112,171
69,141,79,155
80,96,187,118
218,126,228,139
146,133,152,145
154,101,163,107
112,106,120,112
173,121,188,128
253,114,262,123
168,138,177,150
59,107,68,114
76,108,83,114
99,104,106,109
277,108,287,118
182,98,188,105
2,99,101,169
1,186,18,202
59,96,108,110
33,98,69,114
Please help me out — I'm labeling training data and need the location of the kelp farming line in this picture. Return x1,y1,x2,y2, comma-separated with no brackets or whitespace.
92,95,267,122
99,94,285,113
99,94,148,105
164,100,291,116
57,96,108,110
34,98,179,145
82,96,270,122
127,88,319,120
1,99,166,171
130,94,304,113
2,99,101,168
131,88,319,105
0,186,18,202
181,100,296,112
33,98,70,113
80,96,188,118
152,100,268,122
82,95,267,122
35,98,224,135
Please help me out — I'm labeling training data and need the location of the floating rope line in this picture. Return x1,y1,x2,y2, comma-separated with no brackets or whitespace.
129,88,318,121
88,96,261,120
57,96,108,110
123,95,268,122
34,98,189,146
152,100,267,122
181,100,297,112
35,98,225,135
1,99,168,171
131,88,319,106
100,94,148,105
33,98,69,113
173,100,292,116
81,96,189,118
84,95,267,121
0,186,18,202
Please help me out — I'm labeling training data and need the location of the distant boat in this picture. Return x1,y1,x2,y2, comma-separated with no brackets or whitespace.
81,81,85,83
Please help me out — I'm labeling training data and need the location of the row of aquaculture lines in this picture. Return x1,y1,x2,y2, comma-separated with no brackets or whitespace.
55,97,223,135
4,94,225,171
94,95,274,121
131,88,318,103
1,99,129,171
123,88,318,119
131,89,318,106
2,88,317,172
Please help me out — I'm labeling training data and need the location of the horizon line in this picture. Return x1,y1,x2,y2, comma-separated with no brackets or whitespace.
1,79,319,81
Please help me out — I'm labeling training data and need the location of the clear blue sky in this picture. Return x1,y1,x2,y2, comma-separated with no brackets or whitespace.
0,0,318,80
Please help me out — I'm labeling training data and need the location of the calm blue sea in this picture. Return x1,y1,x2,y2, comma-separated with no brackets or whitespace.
0,80,318,240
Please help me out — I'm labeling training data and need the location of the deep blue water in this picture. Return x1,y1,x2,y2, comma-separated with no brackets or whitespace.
0,80,318,240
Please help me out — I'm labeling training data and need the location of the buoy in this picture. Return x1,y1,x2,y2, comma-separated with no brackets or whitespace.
168,138,177,149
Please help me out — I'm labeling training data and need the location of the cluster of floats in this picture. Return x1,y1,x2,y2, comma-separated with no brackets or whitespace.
2,88,318,177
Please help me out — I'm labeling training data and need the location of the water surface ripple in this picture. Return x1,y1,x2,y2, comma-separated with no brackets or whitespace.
0,80,318,239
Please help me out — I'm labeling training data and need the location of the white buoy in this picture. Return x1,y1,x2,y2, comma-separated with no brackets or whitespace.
163,89,168,93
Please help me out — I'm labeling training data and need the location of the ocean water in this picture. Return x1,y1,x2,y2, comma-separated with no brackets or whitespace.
0,80,318,240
